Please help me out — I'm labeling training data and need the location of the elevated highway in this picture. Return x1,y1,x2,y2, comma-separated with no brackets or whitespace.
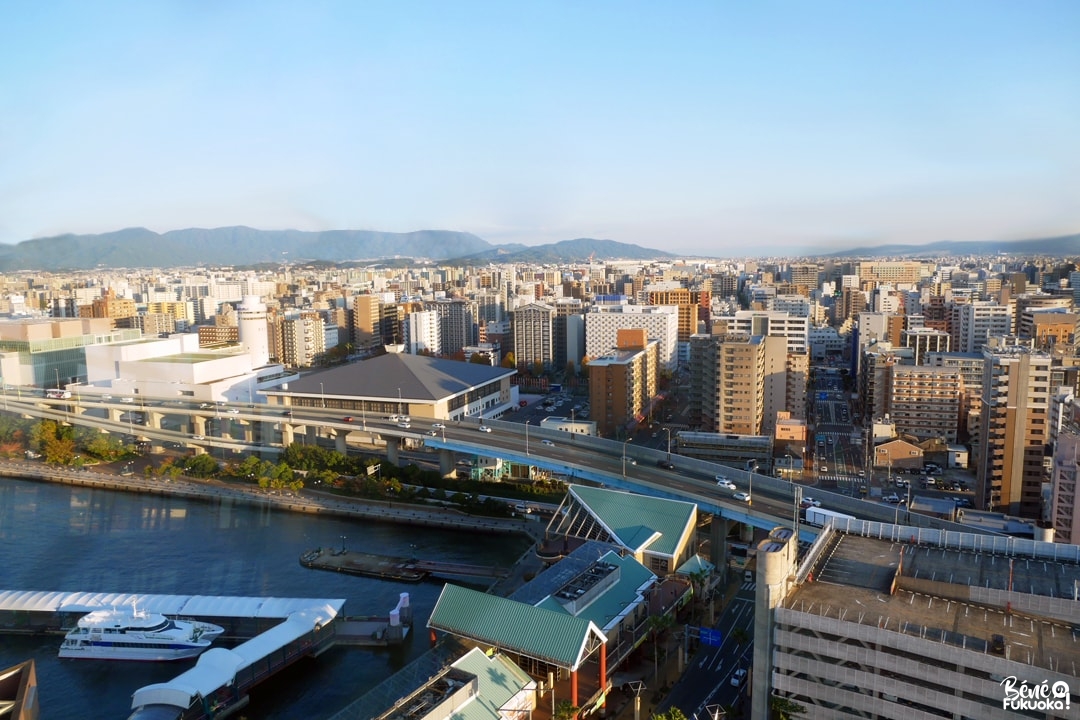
7,389,989,542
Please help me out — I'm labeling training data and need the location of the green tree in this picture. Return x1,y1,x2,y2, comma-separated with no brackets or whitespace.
770,696,807,720
653,708,689,720
181,454,220,478
470,352,490,364
553,700,579,720
648,613,675,681
731,627,750,646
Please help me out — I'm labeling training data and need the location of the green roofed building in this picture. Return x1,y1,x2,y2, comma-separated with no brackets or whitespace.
541,485,698,576
429,584,608,714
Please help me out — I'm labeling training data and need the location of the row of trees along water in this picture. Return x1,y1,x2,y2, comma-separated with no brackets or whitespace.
0,416,565,517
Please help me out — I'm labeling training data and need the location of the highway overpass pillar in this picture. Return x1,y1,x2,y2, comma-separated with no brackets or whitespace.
386,437,400,466
281,422,294,446
108,408,122,422
305,426,318,446
147,411,164,430
710,516,730,585
193,416,207,435
335,430,347,455
439,449,455,478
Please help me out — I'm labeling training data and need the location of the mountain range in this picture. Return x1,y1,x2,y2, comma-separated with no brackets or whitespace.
0,227,1073,271
0,227,671,271
828,233,1079,259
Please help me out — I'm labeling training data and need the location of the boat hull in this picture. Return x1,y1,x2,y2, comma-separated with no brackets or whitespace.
59,641,211,661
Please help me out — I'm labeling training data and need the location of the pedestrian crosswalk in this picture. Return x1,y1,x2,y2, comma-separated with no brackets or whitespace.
740,581,756,592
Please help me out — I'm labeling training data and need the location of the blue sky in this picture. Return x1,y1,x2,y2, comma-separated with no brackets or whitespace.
1,1,1077,256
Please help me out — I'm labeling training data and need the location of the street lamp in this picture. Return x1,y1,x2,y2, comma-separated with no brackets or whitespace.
320,383,325,409
786,453,793,482
663,427,672,458
525,419,531,456
622,437,632,478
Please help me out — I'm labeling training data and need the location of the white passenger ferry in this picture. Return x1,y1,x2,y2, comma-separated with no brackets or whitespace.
59,604,225,661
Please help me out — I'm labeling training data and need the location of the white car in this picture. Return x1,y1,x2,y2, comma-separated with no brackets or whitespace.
226,408,240,415
432,422,445,429
716,477,736,490
733,492,751,502
541,439,554,446
731,668,747,687
478,425,492,433
427,430,438,437
190,435,205,440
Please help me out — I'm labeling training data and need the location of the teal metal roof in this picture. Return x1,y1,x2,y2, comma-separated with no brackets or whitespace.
428,584,603,671
569,485,696,558
676,554,715,576
534,550,655,633
449,647,535,720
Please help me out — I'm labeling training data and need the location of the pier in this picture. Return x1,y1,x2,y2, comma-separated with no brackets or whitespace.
0,589,414,720
300,547,509,583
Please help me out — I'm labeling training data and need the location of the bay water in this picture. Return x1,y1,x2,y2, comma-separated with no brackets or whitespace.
0,476,530,719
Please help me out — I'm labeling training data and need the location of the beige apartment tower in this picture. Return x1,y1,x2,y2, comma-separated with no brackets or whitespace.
975,342,1052,517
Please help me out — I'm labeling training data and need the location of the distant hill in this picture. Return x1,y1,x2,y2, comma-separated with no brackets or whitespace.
449,237,674,264
829,233,1080,258
0,227,494,271
0,228,672,270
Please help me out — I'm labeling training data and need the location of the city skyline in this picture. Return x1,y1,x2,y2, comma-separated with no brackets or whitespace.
2,2,1078,255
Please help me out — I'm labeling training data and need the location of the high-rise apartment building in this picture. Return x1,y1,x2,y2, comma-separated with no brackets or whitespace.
1019,308,1077,350
89,290,137,323
587,331,658,436
351,294,382,355
788,264,820,292
585,305,679,371
926,351,986,442
856,260,927,286
511,302,555,371
950,301,1011,353
426,298,476,358
975,341,1052,517
280,312,326,368
899,327,950,365
553,298,585,372
646,287,698,343
689,333,765,435
713,310,809,355
889,365,962,443
1009,291,1072,335
404,310,441,356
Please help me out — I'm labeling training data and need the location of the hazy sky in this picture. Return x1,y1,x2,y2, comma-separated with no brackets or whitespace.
2,2,1078,256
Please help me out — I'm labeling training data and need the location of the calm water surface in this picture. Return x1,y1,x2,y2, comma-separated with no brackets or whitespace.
0,476,529,719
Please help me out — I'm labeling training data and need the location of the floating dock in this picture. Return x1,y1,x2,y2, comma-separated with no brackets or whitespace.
300,547,509,583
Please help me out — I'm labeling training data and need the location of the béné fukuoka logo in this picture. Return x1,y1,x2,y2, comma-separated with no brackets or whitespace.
1000,676,1071,712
